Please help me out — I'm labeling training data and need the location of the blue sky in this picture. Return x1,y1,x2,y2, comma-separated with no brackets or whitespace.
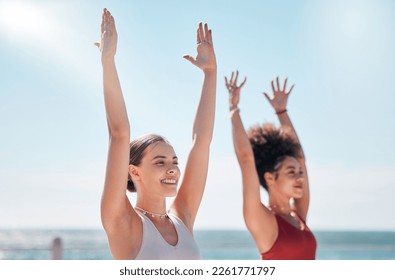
0,0,394,230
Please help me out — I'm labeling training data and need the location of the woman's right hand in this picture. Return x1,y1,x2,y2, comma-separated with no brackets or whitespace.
225,71,247,109
95,8,118,59
183,23,217,73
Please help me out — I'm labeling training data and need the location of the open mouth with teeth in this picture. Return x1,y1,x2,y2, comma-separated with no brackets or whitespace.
161,179,177,185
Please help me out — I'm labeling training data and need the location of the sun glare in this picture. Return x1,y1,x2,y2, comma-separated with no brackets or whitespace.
0,1,54,40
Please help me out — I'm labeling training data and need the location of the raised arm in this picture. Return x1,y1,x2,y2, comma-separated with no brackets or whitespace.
263,77,310,220
96,9,140,258
226,71,276,253
171,23,217,231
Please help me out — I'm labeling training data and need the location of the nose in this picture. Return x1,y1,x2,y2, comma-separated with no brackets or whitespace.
296,175,304,182
167,167,177,175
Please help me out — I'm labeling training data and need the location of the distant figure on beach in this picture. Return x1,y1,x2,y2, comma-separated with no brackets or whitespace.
51,237,63,260
225,72,316,259
95,9,217,259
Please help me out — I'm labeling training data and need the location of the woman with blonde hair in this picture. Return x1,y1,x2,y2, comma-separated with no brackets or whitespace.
96,8,216,259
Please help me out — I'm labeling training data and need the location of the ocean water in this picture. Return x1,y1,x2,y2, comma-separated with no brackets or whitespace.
0,229,394,260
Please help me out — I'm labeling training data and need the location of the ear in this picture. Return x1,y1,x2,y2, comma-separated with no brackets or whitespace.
128,165,140,182
264,172,275,189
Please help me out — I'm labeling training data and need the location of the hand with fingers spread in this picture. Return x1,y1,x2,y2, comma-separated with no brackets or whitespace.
95,8,118,59
183,23,216,73
225,71,247,110
263,77,295,114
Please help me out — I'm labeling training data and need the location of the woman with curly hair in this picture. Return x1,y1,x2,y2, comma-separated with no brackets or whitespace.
225,72,316,260
96,8,217,259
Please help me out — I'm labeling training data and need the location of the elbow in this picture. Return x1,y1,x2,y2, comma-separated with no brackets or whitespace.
107,118,130,139
191,133,212,149
237,150,255,165
109,127,130,140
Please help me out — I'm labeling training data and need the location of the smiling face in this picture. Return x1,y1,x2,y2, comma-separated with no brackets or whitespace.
265,156,304,199
131,141,180,197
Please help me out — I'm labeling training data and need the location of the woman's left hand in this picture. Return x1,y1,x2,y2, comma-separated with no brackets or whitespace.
263,77,294,113
183,23,216,73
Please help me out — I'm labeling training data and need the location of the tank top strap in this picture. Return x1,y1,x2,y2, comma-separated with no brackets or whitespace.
167,214,191,234
291,210,310,231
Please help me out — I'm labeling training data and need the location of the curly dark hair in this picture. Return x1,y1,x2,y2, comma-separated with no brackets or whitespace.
247,123,301,191
127,134,169,192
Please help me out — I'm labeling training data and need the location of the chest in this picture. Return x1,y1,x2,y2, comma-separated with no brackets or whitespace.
149,218,178,246
278,214,304,230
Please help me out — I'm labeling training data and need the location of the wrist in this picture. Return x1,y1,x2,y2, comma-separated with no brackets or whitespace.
203,68,217,75
229,104,238,111
275,109,287,115
229,106,240,117
101,54,116,64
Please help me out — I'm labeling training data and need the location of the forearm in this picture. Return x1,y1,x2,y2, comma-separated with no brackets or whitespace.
277,111,305,160
231,109,254,162
102,57,130,137
192,70,216,146
231,110,261,206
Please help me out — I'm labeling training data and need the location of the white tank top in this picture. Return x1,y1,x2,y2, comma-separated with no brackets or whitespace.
134,212,201,260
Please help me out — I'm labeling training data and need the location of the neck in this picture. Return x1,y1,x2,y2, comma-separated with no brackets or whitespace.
135,207,168,219
135,193,167,215
268,196,292,215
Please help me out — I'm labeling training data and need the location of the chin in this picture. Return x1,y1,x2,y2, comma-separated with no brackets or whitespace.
293,191,303,199
163,184,178,197
165,190,177,197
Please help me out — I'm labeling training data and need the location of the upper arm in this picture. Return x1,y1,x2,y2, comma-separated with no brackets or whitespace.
100,135,144,259
101,135,131,220
101,135,141,232
239,157,278,253
171,140,209,231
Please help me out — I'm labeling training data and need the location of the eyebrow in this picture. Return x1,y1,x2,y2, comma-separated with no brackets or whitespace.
285,165,297,170
285,165,303,172
151,155,178,161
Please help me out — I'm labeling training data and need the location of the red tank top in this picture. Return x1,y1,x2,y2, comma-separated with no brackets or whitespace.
261,213,317,260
